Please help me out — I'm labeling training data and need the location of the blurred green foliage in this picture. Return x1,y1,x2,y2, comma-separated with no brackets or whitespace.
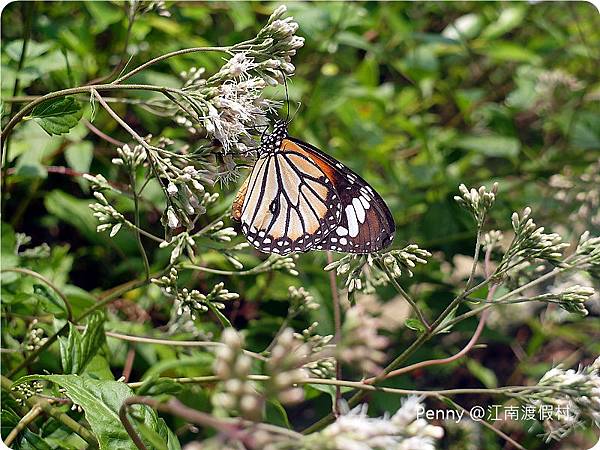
2,2,599,449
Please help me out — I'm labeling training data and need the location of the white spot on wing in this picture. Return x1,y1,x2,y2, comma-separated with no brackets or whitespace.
359,196,370,209
345,205,359,237
352,198,365,223
336,226,348,236
340,237,348,245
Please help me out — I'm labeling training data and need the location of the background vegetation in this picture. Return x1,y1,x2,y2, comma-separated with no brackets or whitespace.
2,1,599,449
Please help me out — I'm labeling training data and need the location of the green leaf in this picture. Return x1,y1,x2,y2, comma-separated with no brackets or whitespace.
156,418,182,450
29,97,83,136
21,429,53,450
5,40,52,61
59,324,82,374
33,284,68,318
134,422,168,450
405,318,426,333
65,141,94,174
466,359,498,388
442,13,483,40
265,400,291,429
481,7,526,39
58,313,105,374
14,375,158,450
479,42,540,63
80,312,106,370
570,111,600,150
452,134,520,157
135,377,183,397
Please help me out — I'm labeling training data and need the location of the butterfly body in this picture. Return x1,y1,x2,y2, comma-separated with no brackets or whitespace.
233,121,395,255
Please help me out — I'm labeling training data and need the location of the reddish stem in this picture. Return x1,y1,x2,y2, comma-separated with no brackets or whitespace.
364,246,497,384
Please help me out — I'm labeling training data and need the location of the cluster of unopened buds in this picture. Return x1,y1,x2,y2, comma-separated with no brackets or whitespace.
266,328,310,404
454,182,498,225
111,144,146,168
288,286,319,314
24,320,48,352
89,192,125,237
503,207,569,265
12,381,43,406
381,244,432,279
213,329,263,421
268,255,299,276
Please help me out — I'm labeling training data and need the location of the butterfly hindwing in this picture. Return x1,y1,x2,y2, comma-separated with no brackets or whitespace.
285,138,395,253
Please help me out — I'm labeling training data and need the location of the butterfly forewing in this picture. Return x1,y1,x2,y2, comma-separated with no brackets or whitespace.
238,145,341,255
286,138,395,253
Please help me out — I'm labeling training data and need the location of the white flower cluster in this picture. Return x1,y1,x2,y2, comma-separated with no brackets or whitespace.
339,304,388,375
174,5,303,155
454,183,498,226
298,397,444,450
522,357,600,441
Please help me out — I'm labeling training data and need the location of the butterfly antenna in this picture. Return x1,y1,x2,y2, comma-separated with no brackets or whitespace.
290,101,302,123
282,72,291,123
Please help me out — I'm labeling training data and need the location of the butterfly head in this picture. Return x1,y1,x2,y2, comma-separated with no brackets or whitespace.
261,120,288,153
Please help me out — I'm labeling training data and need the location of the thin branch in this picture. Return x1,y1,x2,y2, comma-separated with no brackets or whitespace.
1,376,98,447
437,395,527,450
119,396,301,450
1,83,189,147
113,46,232,84
126,374,564,398
128,169,151,280
378,261,430,330
327,251,342,416
365,246,498,383
4,404,42,446
1,268,73,322
83,119,126,146
95,328,266,361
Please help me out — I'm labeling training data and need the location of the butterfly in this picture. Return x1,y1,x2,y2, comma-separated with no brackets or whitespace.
232,120,395,255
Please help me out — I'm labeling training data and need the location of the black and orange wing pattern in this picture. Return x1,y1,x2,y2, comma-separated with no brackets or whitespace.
232,122,395,255
286,137,395,253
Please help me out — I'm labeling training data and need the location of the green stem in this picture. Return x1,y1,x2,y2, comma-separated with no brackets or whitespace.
126,374,563,398
113,46,233,84
1,83,189,148
1,375,98,447
6,275,153,378
1,268,73,322
378,261,430,330
2,1,33,211
128,171,150,280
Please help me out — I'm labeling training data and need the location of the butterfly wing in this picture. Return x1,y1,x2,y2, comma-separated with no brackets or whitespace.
236,148,341,255
285,138,395,253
